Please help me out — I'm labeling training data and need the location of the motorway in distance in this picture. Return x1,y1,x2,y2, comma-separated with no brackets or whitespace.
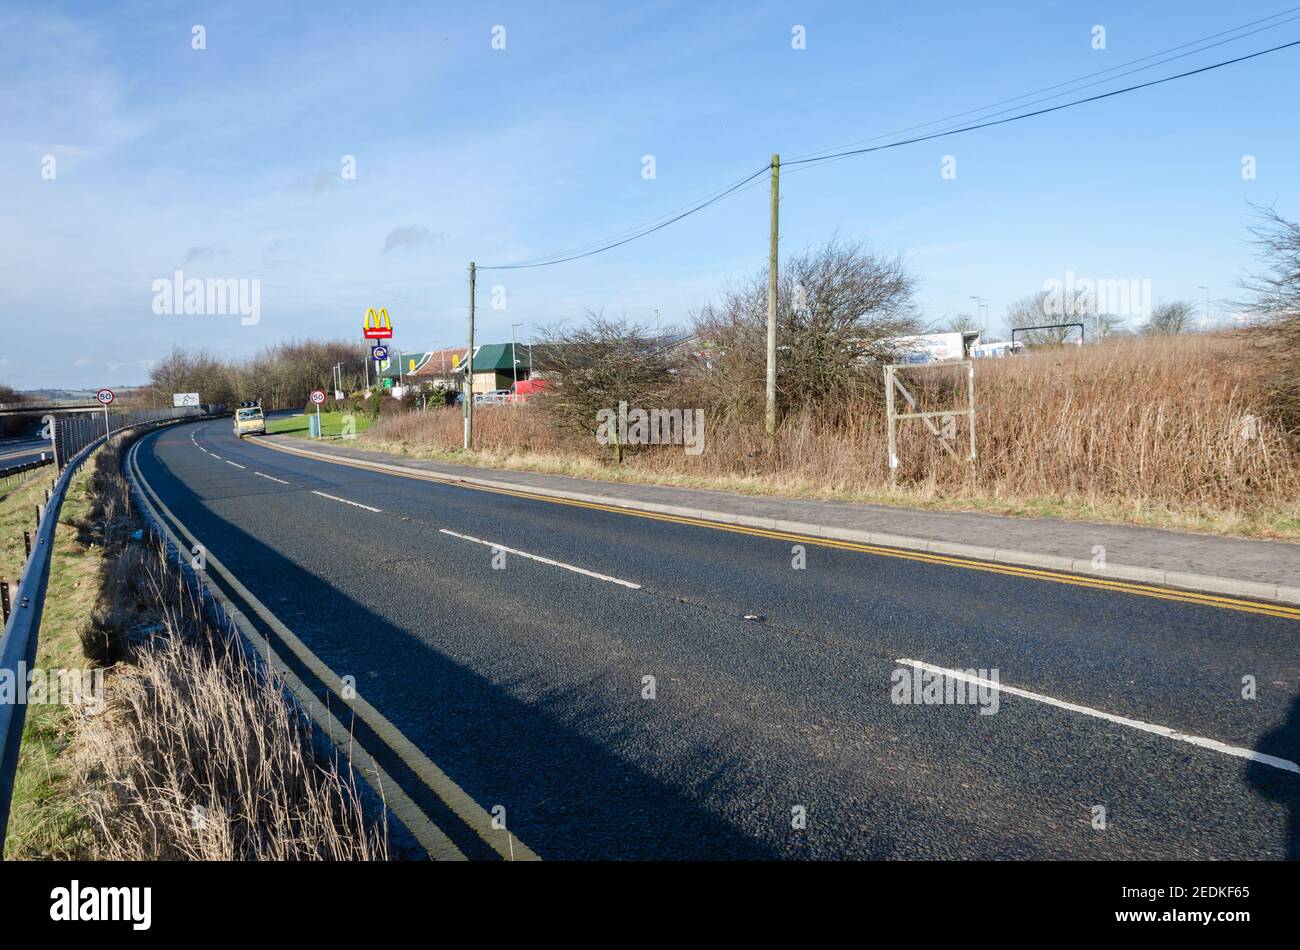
0,436,53,471
130,419,1300,860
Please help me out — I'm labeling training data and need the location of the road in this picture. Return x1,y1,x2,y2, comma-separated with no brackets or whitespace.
0,437,53,472
130,418,1300,860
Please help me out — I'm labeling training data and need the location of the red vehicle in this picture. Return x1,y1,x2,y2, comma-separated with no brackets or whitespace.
510,378,550,401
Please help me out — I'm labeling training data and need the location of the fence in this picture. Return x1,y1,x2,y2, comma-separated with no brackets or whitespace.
0,457,52,483
0,405,223,853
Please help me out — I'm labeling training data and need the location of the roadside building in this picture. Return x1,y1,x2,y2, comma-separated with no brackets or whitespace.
452,342,535,395
375,350,435,390
408,348,467,387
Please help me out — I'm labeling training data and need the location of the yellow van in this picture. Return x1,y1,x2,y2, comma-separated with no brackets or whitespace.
233,402,266,438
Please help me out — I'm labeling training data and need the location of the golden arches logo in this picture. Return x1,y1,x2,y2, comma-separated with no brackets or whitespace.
363,307,393,339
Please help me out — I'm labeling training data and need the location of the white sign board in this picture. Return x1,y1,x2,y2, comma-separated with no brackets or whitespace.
172,392,201,407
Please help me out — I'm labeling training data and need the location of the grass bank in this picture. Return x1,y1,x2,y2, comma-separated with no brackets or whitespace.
267,411,375,440
3,433,390,859
0,463,102,858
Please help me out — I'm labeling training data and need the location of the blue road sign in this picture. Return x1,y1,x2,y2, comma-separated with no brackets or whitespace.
371,345,388,361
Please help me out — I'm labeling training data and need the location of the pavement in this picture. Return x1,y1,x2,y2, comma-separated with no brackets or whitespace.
124,419,1300,860
261,432,1300,605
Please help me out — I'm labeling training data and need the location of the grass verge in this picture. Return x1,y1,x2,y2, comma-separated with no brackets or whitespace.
1,461,103,858
359,431,1299,539
3,433,391,859
266,411,374,440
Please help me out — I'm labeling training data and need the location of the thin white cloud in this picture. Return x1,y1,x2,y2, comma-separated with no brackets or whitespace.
382,225,437,254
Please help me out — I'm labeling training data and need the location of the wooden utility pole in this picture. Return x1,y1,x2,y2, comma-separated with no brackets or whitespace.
464,261,476,450
765,153,780,437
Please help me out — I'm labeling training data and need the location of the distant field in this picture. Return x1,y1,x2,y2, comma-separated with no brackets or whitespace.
265,411,374,440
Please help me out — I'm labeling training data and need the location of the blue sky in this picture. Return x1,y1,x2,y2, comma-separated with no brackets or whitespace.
2,0,1297,389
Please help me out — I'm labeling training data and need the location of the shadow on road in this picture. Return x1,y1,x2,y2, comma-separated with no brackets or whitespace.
138,432,777,860
1245,690,1300,861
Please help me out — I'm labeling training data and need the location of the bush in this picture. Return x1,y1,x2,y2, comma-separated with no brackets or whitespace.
687,236,920,426
1238,205,1300,443
536,313,677,462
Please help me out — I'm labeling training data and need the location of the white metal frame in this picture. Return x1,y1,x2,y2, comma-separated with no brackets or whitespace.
884,359,976,481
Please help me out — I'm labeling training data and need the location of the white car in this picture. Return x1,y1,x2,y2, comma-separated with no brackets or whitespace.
233,403,266,437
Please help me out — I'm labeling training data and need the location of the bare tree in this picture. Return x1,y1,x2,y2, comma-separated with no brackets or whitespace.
689,237,920,425
536,313,678,462
1142,301,1196,335
143,340,362,410
1086,311,1127,341
1005,292,1079,345
1237,204,1300,439
1238,203,1300,323
941,312,979,333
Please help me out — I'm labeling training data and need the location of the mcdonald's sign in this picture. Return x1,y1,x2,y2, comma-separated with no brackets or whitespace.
363,307,393,339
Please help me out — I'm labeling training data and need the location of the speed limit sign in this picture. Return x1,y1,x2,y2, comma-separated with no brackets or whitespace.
95,388,115,406
310,389,326,405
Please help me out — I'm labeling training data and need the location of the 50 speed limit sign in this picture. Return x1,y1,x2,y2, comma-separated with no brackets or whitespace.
310,389,326,405
95,388,115,406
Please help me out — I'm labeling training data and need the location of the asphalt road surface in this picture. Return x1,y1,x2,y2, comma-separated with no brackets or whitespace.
131,419,1300,860
0,437,53,471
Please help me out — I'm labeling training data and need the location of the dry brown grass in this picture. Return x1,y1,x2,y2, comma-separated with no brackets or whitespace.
71,437,390,860
363,333,1299,538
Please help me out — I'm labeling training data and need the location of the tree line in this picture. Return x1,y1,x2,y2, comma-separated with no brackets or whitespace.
136,340,370,410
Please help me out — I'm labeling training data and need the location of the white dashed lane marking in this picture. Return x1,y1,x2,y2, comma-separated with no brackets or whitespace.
438,528,642,590
896,658,1300,775
311,490,381,513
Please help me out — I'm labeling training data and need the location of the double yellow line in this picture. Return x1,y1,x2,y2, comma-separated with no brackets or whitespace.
253,438,1300,622
129,436,541,861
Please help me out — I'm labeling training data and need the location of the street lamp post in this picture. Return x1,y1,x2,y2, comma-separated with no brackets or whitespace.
511,323,524,392
969,295,987,336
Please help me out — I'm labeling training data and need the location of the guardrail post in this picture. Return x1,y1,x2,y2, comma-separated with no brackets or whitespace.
0,581,8,625
23,531,31,558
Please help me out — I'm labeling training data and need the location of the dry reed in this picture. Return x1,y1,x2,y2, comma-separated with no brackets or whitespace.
74,438,389,860
364,333,1298,536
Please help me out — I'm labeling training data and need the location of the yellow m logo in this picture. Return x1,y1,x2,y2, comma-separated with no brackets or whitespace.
363,307,393,338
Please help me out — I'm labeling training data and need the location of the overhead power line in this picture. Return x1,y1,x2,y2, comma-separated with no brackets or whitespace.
788,6,1300,163
477,32,1300,271
785,37,1300,169
477,166,769,270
